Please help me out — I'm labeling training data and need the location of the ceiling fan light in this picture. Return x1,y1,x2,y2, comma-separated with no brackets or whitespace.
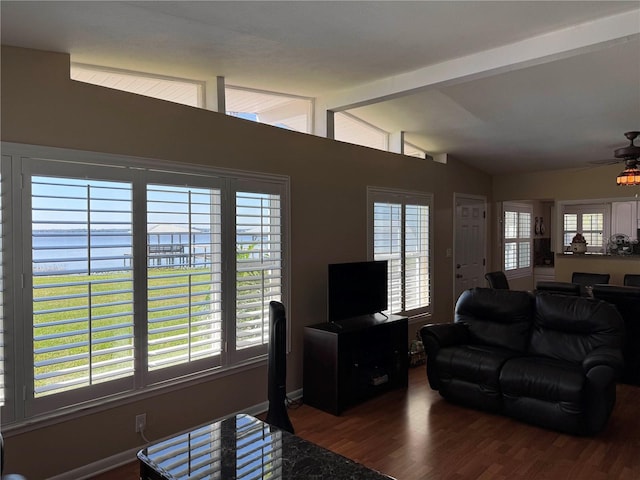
616,166,640,186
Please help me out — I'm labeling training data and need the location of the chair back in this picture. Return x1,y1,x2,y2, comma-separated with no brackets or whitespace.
485,271,509,289
535,281,581,296
623,274,640,287
571,272,610,287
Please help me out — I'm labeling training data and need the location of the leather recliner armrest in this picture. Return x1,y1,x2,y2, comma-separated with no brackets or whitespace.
420,322,470,350
582,347,624,389
419,323,470,391
583,346,624,379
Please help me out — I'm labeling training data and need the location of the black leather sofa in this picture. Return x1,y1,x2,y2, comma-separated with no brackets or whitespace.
420,288,624,435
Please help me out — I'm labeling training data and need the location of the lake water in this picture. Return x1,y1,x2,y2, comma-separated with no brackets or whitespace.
32,230,228,274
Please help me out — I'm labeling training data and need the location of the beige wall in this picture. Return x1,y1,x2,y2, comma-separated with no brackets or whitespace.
1,46,493,478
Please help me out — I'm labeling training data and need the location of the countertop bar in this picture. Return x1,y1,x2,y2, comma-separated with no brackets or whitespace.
558,253,640,260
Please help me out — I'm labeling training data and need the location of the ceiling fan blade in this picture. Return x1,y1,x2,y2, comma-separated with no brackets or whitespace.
588,158,622,165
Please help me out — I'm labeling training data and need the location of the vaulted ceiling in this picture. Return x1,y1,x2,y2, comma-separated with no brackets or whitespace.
2,1,639,175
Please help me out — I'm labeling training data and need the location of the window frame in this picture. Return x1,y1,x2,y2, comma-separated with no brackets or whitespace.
367,187,433,321
0,142,290,426
502,202,533,278
562,204,609,253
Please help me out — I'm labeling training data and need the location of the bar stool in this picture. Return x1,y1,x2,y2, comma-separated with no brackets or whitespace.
623,274,640,287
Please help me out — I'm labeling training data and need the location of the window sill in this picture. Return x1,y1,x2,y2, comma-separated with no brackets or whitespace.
3,356,267,436
407,311,432,325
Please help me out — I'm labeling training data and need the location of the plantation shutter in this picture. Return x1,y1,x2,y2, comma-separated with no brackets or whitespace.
503,203,532,275
369,188,432,317
235,190,282,353
563,206,606,253
146,183,222,373
373,201,403,313
29,172,135,407
404,204,430,311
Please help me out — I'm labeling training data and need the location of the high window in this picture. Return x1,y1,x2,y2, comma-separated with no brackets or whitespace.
226,86,313,134
368,187,432,318
335,113,389,151
503,203,532,276
1,144,288,423
562,205,608,253
71,64,204,107
403,142,427,159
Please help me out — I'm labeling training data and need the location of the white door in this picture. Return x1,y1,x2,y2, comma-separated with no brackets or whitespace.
454,194,487,300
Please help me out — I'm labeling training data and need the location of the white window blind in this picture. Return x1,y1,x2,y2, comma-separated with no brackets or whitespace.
31,176,134,398
235,192,282,351
147,185,222,371
563,205,606,252
2,144,289,425
369,188,432,317
373,202,403,313
503,203,532,275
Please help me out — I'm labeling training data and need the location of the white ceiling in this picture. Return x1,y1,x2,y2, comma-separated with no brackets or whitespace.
1,1,639,175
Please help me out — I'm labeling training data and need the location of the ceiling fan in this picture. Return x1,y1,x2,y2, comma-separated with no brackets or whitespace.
590,131,640,186
592,131,640,165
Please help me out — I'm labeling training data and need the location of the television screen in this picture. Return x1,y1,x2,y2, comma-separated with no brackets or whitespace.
328,261,388,321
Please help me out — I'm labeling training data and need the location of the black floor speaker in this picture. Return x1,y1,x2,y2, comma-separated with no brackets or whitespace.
265,300,294,434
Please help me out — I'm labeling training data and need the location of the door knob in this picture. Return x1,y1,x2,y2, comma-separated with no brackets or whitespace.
456,264,461,269
456,274,463,278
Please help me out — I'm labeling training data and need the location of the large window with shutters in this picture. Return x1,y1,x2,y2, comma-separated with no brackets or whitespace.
562,205,608,253
503,203,532,277
0,144,288,424
367,187,432,318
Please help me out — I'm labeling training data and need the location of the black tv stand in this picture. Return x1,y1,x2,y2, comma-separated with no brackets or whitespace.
303,314,408,415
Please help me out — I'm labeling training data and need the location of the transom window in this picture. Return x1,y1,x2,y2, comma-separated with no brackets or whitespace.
335,112,389,151
226,86,312,134
0,144,288,423
71,63,204,107
368,187,432,318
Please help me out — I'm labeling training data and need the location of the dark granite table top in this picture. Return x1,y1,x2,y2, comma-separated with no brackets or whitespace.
138,413,394,480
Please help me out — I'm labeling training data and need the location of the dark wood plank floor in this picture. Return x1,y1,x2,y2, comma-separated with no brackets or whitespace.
91,367,640,480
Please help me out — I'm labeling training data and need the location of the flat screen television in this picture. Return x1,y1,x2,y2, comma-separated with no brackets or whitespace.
328,260,388,322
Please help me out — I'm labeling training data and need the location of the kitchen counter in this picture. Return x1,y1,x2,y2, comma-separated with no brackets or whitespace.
555,253,640,285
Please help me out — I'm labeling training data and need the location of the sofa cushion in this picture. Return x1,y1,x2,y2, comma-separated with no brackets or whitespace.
530,295,624,364
500,356,584,403
455,288,534,352
437,344,522,388
436,344,522,412
500,356,589,434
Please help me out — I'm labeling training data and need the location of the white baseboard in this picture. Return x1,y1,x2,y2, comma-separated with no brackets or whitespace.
49,388,303,480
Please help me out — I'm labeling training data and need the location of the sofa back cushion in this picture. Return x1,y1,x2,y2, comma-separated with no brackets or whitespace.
454,288,534,352
530,294,624,363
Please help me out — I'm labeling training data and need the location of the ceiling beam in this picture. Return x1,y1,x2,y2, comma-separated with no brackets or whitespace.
323,9,640,112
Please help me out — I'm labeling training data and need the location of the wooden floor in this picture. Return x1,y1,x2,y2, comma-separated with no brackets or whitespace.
91,367,640,480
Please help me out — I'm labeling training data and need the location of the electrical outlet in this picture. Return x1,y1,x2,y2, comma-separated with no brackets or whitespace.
135,413,146,433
